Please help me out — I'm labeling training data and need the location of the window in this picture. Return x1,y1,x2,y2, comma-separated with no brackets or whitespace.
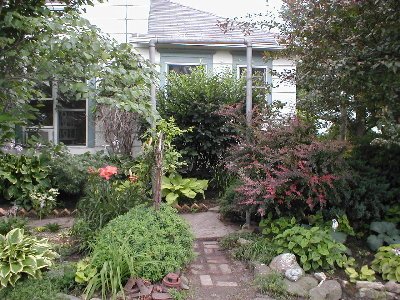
25,81,88,146
167,63,204,75
238,66,269,102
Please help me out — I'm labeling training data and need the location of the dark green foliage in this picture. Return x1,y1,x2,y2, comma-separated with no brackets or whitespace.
0,217,28,235
0,263,78,300
0,152,51,208
273,226,349,271
254,272,290,300
158,68,249,181
86,204,194,297
72,174,149,250
367,221,400,251
259,215,297,237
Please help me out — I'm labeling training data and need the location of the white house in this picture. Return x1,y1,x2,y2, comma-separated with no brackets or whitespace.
29,0,296,154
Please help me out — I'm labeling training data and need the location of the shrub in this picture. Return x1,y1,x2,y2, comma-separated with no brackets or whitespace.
223,105,349,218
371,244,400,282
0,217,28,235
158,68,252,182
30,188,59,219
0,228,59,288
72,166,149,249
273,226,349,271
219,232,258,250
0,152,51,208
84,204,194,298
254,272,290,300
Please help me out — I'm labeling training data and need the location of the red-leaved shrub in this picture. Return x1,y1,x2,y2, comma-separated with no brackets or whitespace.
222,104,349,217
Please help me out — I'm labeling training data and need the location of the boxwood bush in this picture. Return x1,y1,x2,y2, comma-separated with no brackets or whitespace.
85,204,194,298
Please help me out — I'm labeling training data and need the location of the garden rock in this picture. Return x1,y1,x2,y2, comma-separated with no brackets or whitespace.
358,287,388,299
284,267,304,281
283,276,318,297
253,262,273,277
309,280,342,300
314,272,327,284
269,253,303,274
386,281,400,294
356,281,385,290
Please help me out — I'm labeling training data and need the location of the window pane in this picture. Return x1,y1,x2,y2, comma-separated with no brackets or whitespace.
59,111,86,146
168,64,199,75
30,100,53,126
58,100,86,109
35,81,52,99
239,67,266,82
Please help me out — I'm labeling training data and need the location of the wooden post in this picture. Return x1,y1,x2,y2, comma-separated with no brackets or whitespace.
153,132,164,210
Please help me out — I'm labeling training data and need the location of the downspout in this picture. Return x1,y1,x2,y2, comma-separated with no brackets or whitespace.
245,38,253,228
149,39,157,129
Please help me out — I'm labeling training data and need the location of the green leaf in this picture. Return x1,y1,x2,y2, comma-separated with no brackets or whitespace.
165,192,179,205
10,261,23,274
180,188,196,199
6,228,23,245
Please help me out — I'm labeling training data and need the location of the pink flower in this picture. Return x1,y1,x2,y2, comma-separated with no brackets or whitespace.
99,165,118,180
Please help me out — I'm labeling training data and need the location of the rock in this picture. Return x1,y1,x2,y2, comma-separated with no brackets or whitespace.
309,280,342,300
180,282,190,290
386,281,400,294
237,237,252,245
314,272,327,283
180,275,189,286
56,294,81,300
356,281,385,291
358,287,389,299
285,267,304,281
283,276,318,297
269,253,303,275
208,206,219,212
387,292,400,300
253,262,273,277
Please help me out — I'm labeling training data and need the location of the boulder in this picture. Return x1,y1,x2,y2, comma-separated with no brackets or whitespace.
386,281,400,294
285,267,304,282
356,281,385,291
358,287,389,299
314,272,327,283
309,280,342,300
283,276,318,297
269,253,303,274
56,294,81,300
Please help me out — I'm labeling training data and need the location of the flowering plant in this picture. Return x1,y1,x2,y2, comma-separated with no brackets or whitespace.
98,165,118,180
30,188,59,219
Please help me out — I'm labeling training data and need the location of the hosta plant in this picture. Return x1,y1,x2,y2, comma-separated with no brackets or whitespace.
161,174,208,205
259,215,297,237
371,244,400,282
273,226,349,271
367,221,400,251
0,228,59,288
345,265,376,283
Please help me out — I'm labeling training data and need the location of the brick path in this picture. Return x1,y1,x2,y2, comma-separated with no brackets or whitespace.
186,239,258,300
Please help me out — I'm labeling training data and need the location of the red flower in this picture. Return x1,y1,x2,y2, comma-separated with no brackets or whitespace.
99,165,118,180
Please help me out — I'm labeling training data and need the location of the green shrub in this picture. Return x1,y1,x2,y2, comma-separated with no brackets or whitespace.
254,272,290,300
158,68,257,182
0,217,28,235
44,222,61,233
73,168,149,249
371,244,400,282
273,226,349,271
260,215,297,237
85,204,194,298
0,263,78,300
0,152,51,208
0,228,59,288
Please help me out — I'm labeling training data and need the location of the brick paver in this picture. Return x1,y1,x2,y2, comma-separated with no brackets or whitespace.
186,239,257,300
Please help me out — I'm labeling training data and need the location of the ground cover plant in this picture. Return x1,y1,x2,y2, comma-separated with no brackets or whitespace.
81,204,194,299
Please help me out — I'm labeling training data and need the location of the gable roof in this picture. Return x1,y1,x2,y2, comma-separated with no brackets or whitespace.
131,0,279,48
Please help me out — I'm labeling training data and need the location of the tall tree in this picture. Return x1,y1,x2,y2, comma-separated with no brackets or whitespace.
0,0,155,144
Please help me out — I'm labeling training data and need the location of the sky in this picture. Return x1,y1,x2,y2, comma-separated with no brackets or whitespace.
173,0,283,17
81,0,283,42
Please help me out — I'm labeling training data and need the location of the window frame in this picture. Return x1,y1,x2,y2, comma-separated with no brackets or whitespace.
165,62,207,75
